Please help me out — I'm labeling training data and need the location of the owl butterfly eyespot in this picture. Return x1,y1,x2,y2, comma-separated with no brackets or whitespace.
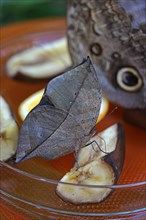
116,67,143,92
90,43,102,56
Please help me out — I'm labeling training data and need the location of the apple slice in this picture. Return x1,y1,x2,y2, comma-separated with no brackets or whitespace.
0,96,19,161
6,37,72,80
56,123,125,204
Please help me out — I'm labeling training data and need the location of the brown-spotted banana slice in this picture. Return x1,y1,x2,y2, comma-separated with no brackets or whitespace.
56,124,125,204
6,37,72,79
0,96,19,161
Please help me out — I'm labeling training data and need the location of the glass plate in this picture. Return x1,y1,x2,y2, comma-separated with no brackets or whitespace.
0,18,146,220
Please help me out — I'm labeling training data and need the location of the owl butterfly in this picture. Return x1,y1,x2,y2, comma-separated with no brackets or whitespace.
67,0,146,128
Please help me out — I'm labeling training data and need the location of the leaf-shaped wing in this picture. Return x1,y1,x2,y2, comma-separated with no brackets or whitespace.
15,57,101,163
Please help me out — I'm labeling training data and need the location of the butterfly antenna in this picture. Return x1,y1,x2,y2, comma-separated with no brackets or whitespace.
98,106,118,126
89,106,118,136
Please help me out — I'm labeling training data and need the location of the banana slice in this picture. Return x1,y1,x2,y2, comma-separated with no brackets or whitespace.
56,160,115,204
56,124,125,204
0,96,19,161
6,37,72,79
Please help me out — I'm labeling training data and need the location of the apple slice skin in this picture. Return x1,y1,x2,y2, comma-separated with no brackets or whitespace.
56,123,125,204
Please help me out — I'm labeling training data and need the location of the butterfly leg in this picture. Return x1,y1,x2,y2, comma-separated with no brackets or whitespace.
85,137,107,154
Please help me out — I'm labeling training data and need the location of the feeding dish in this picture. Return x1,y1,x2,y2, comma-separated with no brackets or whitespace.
0,18,145,220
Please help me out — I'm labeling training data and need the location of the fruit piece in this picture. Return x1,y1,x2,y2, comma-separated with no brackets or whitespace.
6,37,72,80
18,89,109,121
18,89,44,120
56,124,125,204
97,97,109,123
0,96,19,161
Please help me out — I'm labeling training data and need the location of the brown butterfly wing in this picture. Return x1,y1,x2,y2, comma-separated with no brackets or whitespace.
68,0,146,109
16,57,101,162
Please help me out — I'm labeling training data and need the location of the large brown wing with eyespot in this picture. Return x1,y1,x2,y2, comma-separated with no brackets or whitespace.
68,0,146,109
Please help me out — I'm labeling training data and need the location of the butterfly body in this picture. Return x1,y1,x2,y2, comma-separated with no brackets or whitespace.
68,0,146,110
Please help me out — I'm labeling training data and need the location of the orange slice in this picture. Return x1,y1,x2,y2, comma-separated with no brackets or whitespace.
18,89,44,120
18,89,109,122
